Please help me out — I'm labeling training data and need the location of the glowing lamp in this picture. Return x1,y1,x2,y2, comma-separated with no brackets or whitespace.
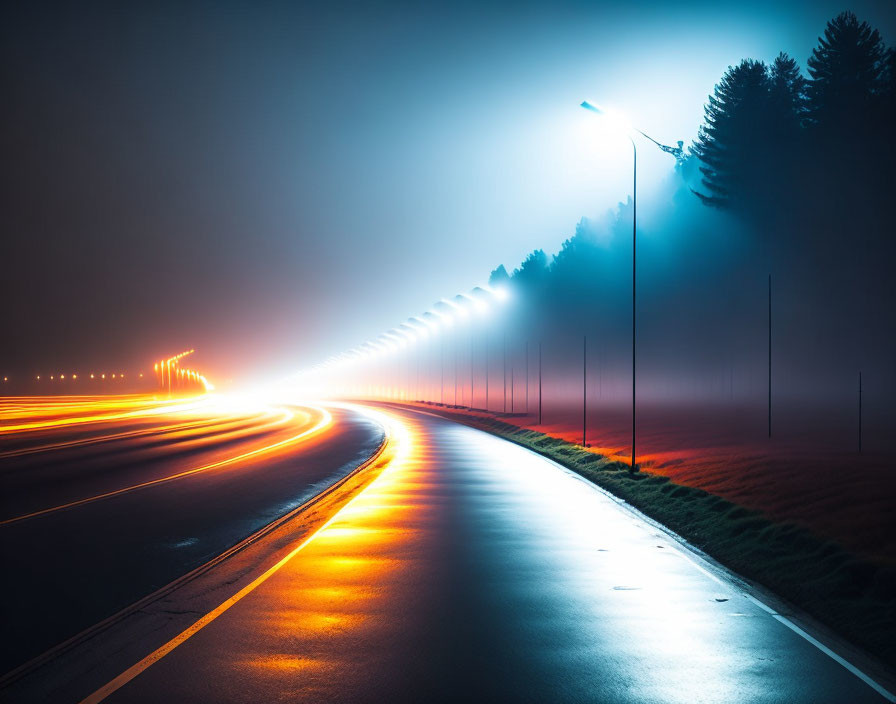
580,100,632,136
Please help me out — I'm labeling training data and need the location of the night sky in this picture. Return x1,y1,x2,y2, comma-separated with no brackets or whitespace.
3,0,894,384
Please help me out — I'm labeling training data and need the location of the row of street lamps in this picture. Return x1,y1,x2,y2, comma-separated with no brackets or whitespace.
299,101,683,469
580,100,683,468
298,285,511,403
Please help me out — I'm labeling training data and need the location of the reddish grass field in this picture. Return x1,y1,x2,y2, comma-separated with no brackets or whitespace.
404,400,896,566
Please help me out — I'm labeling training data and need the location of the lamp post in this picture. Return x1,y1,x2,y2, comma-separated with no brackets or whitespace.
470,327,475,411
408,317,430,402
525,340,529,415
485,329,489,412
454,337,458,406
538,340,543,426
422,312,441,404
503,330,507,414
511,367,514,413
583,335,587,447
581,100,682,470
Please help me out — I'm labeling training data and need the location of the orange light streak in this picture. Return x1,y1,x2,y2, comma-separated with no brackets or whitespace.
0,402,333,526
0,395,209,434
80,405,405,704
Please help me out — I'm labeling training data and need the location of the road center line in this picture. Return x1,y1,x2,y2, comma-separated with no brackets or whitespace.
79,407,402,704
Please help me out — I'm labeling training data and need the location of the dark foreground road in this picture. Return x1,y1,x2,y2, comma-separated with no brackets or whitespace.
24,405,888,704
0,396,384,676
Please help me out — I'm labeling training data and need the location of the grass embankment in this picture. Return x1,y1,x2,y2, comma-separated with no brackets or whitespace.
402,404,896,670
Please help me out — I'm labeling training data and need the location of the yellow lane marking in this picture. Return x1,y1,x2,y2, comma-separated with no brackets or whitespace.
80,405,401,704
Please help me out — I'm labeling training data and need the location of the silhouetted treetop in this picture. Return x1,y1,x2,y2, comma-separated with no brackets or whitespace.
691,59,771,209
513,250,549,286
489,264,510,287
769,53,807,133
807,11,887,127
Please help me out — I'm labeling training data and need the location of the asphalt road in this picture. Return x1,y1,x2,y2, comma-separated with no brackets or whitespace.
0,395,384,675
79,405,890,703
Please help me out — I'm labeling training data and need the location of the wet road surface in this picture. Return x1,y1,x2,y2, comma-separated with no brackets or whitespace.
0,395,384,674
85,406,890,703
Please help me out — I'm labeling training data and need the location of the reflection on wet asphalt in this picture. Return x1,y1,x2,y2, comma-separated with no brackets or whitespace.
107,407,888,703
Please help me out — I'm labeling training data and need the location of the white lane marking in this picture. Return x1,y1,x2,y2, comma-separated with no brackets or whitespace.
408,409,896,703
79,404,397,703
770,613,896,702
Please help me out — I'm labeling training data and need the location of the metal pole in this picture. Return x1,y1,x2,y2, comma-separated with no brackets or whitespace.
525,340,529,415
631,137,637,469
440,337,444,405
538,340,543,425
511,367,514,414
469,328,474,411
485,331,489,413
454,337,458,406
503,330,507,414
768,274,772,438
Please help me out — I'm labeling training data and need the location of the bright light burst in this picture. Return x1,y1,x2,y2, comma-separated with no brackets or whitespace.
284,283,511,399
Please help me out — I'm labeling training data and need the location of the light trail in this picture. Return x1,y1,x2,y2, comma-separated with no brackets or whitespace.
79,404,407,704
0,415,262,460
0,395,213,435
0,399,335,526
80,403,896,704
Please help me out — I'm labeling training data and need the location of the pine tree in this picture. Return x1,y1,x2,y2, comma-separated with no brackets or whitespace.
807,11,886,129
692,60,771,209
805,12,890,238
762,53,808,218
513,250,549,286
488,264,510,287
768,53,807,134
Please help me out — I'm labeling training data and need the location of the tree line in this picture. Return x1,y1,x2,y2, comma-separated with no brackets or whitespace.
487,11,895,406
691,10,895,254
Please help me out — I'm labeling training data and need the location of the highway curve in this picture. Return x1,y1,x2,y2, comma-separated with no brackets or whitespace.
39,404,893,704
0,394,385,675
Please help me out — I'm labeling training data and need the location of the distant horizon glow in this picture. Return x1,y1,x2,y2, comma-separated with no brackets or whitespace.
2,1,895,383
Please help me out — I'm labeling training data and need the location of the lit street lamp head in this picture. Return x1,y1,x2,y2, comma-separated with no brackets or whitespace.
580,100,631,132
582,99,685,161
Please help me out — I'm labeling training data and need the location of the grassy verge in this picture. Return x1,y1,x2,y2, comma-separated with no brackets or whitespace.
398,403,896,671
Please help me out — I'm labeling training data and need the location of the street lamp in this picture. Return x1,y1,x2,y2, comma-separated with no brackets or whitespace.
407,317,431,401
581,100,682,470
422,312,442,404
434,301,459,406
398,324,418,401
469,288,495,411
454,294,477,409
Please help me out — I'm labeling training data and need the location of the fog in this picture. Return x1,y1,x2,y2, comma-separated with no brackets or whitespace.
3,0,894,386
